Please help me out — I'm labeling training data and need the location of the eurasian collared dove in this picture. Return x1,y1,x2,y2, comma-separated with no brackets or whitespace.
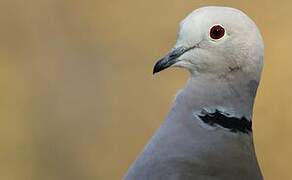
125,6,264,180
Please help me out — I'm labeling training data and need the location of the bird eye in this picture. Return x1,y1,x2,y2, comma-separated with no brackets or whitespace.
210,25,225,40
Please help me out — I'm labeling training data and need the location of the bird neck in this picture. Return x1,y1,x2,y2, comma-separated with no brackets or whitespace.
153,73,263,177
175,73,259,120
160,73,261,161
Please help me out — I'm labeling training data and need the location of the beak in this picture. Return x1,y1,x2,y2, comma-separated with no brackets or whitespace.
153,46,192,74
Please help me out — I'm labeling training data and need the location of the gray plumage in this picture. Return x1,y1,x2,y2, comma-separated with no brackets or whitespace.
125,6,264,180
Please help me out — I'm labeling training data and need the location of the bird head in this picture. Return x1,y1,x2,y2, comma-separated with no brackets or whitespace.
153,6,264,81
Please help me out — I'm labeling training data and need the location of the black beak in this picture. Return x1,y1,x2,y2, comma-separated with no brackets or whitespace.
153,46,192,74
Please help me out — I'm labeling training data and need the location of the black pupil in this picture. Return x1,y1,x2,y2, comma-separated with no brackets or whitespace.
210,25,225,39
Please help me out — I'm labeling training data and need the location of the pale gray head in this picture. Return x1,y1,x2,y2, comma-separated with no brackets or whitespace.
153,6,264,82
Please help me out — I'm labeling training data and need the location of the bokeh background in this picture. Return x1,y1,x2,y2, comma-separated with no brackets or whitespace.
0,0,291,180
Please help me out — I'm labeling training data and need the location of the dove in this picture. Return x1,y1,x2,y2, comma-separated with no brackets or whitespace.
125,6,264,180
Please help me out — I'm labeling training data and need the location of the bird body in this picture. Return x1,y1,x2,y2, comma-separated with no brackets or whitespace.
125,6,264,180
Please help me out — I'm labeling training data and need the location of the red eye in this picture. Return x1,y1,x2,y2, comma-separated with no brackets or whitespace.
210,25,225,40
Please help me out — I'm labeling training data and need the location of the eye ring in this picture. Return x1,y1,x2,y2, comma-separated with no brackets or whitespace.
209,24,225,40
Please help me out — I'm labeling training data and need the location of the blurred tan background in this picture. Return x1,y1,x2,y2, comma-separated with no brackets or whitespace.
0,0,291,180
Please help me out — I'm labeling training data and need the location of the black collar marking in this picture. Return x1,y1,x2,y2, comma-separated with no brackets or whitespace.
197,110,252,134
